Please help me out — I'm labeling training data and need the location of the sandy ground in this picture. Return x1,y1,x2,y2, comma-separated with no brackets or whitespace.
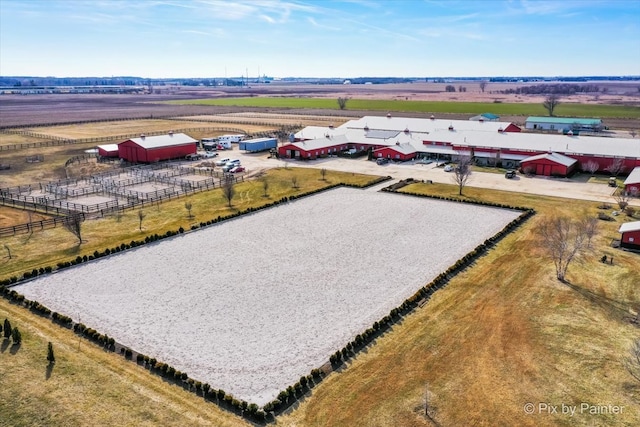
14,188,520,406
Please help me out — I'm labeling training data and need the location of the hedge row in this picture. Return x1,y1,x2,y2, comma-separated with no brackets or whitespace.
262,368,325,416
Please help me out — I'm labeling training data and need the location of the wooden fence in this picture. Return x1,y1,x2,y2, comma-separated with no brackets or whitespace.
0,213,86,238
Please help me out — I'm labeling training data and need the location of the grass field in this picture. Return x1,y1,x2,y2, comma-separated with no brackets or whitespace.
2,175,639,426
168,98,640,119
14,119,249,140
0,133,51,147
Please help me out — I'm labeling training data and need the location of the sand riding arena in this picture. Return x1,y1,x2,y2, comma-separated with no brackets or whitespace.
14,187,521,406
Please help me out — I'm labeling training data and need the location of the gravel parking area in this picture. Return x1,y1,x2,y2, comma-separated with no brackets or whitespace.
14,187,520,405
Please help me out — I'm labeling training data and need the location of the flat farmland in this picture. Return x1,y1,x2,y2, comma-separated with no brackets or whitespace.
14,119,231,140
0,132,51,147
13,187,521,406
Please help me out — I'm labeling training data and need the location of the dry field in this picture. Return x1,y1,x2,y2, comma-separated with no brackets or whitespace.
11,188,521,406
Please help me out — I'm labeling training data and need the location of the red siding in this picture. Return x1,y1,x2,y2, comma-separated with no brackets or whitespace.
621,229,640,248
98,147,118,157
118,140,195,163
373,147,415,161
503,123,521,132
520,158,574,177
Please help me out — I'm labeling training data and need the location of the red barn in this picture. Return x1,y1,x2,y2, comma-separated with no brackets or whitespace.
624,167,640,196
520,152,577,177
372,143,417,161
619,221,640,250
278,135,350,159
97,144,119,158
118,133,197,163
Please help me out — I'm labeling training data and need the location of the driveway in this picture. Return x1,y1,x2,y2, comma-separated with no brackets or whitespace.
220,148,639,207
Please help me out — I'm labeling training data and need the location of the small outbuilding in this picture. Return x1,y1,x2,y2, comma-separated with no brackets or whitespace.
372,143,417,161
525,117,603,133
469,113,500,122
619,221,640,250
623,166,640,196
520,152,578,177
97,144,119,158
118,133,197,163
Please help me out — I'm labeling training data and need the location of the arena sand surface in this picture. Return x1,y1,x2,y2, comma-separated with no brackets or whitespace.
15,187,521,405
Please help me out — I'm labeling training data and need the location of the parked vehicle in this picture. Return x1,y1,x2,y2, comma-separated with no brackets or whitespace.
376,158,389,165
239,137,277,153
229,166,245,173
202,151,218,158
608,177,617,187
215,158,230,166
226,159,241,166
505,170,516,179
217,134,245,144
185,153,202,161
222,163,240,172
444,164,454,172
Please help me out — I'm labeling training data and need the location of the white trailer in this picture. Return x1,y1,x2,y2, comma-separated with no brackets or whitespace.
218,134,245,144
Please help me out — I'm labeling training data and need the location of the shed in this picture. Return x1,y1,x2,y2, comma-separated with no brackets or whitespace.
469,113,500,122
619,221,640,250
117,133,197,163
525,117,603,132
623,166,640,196
372,143,417,161
97,144,119,158
520,152,577,177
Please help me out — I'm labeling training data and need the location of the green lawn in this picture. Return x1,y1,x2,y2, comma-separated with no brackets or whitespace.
166,97,640,118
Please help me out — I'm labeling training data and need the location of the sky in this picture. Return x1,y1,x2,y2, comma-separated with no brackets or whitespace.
1,0,639,79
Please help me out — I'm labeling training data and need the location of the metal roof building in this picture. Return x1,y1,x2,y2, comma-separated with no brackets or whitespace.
117,133,197,163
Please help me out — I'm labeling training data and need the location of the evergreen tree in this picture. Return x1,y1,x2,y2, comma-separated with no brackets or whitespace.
47,342,55,364
12,327,21,344
3,318,11,339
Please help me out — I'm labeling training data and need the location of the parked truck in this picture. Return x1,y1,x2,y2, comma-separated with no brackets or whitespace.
239,137,278,153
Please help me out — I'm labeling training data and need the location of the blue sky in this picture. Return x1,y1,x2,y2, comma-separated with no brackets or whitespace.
1,0,639,78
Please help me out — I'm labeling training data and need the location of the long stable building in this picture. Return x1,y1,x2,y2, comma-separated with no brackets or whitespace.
279,115,640,176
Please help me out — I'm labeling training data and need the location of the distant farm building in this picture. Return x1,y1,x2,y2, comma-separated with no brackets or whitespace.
469,113,500,122
97,144,119,158
619,221,640,250
624,167,640,195
519,152,578,177
118,133,197,163
280,115,640,175
525,117,603,133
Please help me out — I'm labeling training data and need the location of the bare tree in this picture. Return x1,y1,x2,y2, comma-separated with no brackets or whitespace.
605,158,626,177
337,97,349,110
185,201,193,219
222,176,235,208
3,244,11,260
291,176,299,189
613,188,630,211
138,209,146,231
452,155,473,195
543,94,561,116
625,338,640,383
320,168,327,181
479,81,488,93
580,217,599,248
630,130,637,138
581,160,599,175
261,177,269,197
63,213,84,245
537,216,596,282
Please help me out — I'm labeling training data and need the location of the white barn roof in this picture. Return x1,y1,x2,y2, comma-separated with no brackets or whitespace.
619,221,640,233
124,133,197,149
97,144,119,153
521,152,577,167
624,166,640,185
341,116,517,133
